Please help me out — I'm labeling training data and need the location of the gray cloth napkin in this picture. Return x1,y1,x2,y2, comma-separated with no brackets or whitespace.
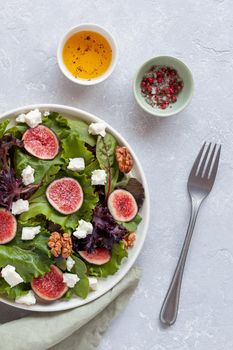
0,267,140,350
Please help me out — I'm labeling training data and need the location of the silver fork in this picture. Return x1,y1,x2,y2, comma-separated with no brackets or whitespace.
160,142,221,326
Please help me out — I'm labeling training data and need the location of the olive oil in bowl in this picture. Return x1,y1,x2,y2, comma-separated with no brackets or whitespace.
58,24,117,85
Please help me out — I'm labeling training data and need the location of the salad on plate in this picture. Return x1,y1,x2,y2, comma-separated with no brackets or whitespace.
0,109,145,305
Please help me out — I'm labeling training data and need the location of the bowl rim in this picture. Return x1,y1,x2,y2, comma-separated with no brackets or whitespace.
133,55,194,117
57,23,118,86
0,103,150,312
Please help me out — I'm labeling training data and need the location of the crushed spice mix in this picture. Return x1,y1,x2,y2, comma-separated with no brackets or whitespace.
140,65,184,110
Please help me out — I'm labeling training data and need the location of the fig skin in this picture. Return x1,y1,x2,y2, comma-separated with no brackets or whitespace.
108,189,138,222
46,177,84,215
31,265,68,301
0,208,17,244
79,248,111,265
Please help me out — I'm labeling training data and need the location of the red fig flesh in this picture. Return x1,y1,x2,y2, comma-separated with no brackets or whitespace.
23,125,59,160
79,248,111,265
46,177,83,215
0,208,17,244
108,189,138,222
31,265,68,301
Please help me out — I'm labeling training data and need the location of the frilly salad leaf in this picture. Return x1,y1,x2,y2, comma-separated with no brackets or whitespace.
72,205,127,253
14,149,63,185
0,135,39,210
87,242,128,278
5,124,27,138
0,245,52,282
65,118,96,146
0,280,29,299
10,225,51,257
44,112,96,146
0,119,10,137
61,133,94,166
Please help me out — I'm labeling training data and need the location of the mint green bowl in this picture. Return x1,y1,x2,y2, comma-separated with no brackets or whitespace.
133,56,194,117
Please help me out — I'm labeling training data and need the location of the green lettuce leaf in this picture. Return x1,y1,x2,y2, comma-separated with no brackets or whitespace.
71,255,87,277
121,214,142,232
0,119,10,137
73,275,89,298
96,133,117,169
0,245,52,282
10,226,51,257
14,149,63,185
87,242,128,278
61,133,94,166
0,279,29,299
5,124,28,138
43,112,70,139
66,119,96,146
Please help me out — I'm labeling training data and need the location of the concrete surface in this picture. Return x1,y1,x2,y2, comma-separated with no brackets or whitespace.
0,0,232,349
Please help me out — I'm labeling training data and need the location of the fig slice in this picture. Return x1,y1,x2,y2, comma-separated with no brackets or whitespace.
0,208,17,244
108,189,138,222
46,177,83,215
79,248,111,265
31,265,68,301
22,125,59,160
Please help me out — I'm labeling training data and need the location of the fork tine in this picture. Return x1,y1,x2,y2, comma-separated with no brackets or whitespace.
197,143,211,177
203,144,217,178
208,145,221,180
189,142,206,178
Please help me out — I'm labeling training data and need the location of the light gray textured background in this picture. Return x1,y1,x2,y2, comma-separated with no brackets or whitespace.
0,0,232,349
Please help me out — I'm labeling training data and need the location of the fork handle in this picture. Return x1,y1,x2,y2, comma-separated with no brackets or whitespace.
160,198,201,326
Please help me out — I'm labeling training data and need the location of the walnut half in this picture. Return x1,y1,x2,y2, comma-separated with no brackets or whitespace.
115,146,134,173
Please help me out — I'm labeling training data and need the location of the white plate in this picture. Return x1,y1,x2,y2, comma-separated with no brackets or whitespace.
0,104,150,312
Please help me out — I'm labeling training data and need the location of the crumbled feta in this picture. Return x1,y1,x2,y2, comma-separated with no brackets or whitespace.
66,256,75,272
73,220,93,239
88,122,107,137
15,114,26,123
15,290,36,305
43,111,50,117
88,277,98,291
1,265,24,287
16,109,42,128
91,169,107,185
67,158,85,172
12,199,29,215
21,165,35,186
21,226,41,240
63,273,80,288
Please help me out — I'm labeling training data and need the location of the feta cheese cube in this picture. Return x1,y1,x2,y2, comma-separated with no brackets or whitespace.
1,265,24,287
91,169,107,185
63,273,80,288
15,290,36,305
21,165,35,186
73,220,93,239
88,122,107,137
16,109,42,128
12,199,29,215
88,277,98,291
67,158,85,171
43,111,50,117
21,226,41,240
66,256,75,272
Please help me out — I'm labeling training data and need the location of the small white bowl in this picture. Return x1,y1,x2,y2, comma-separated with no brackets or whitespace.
57,23,118,86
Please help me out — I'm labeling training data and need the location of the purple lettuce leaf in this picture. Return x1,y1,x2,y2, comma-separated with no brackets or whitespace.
72,205,127,253
0,135,39,210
